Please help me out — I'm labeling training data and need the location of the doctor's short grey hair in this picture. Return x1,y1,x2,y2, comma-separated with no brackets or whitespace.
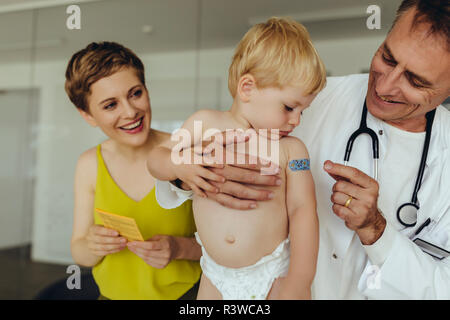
392,0,450,51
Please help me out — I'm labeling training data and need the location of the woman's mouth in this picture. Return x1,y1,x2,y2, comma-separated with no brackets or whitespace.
119,117,144,133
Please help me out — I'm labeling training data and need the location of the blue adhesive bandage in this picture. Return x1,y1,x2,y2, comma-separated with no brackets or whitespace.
288,159,310,171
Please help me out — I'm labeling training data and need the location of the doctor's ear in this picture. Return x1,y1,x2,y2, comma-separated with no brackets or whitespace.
77,108,98,127
237,74,257,103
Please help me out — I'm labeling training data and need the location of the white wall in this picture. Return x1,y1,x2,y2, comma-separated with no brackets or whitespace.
0,89,36,249
0,35,385,264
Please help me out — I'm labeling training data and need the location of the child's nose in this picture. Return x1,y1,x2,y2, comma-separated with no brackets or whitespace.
289,114,301,126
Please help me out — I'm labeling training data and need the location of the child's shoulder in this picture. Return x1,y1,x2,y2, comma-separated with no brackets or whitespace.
279,135,309,158
183,109,229,131
279,136,312,176
186,109,227,124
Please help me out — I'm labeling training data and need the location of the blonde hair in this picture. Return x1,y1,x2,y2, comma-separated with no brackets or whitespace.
228,17,327,97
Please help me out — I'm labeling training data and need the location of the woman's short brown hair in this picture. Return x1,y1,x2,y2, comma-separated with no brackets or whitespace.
65,41,146,112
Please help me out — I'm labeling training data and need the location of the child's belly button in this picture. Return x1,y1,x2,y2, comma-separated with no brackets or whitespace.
224,234,235,244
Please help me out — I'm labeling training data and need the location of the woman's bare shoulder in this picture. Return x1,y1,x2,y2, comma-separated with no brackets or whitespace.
75,146,98,190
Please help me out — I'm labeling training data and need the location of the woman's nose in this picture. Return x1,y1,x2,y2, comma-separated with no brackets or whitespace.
122,100,139,118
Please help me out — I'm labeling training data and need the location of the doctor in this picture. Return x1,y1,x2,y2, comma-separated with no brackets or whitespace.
156,0,450,299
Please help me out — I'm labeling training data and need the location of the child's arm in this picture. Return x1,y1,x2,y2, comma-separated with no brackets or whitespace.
71,149,128,267
147,110,228,197
279,137,319,299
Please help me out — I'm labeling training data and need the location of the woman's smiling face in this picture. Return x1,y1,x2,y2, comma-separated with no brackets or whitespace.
81,67,152,147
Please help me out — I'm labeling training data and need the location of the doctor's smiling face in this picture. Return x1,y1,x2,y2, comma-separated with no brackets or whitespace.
367,8,450,132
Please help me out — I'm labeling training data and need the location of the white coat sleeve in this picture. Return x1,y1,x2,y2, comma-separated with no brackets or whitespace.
155,179,193,209
358,215,450,299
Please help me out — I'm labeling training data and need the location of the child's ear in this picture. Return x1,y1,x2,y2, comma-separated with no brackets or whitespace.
237,74,257,103
77,108,98,127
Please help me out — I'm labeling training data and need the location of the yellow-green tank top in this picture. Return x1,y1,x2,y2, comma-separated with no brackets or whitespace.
92,145,201,299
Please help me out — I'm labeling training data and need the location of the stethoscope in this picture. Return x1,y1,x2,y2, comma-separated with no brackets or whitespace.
344,98,436,229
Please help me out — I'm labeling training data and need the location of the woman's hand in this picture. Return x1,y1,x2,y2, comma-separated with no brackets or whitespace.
86,225,128,257
127,234,180,269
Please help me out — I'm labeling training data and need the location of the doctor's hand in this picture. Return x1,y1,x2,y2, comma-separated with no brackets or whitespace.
324,160,386,245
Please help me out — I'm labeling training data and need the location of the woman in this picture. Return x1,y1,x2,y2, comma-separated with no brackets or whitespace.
65,41,202,299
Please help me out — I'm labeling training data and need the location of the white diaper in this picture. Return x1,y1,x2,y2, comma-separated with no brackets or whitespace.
195,233,290,300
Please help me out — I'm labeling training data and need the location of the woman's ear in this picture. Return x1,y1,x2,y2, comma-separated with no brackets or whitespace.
237,74,257,103
78,108,98,127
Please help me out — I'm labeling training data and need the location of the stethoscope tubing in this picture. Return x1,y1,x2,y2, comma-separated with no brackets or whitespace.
345,98,435,228
344,101,379,180
410,109,436,204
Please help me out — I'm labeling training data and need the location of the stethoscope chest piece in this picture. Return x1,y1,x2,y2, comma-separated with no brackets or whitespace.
397,203,419,227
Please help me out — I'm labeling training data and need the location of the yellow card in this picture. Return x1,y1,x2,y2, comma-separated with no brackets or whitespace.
95,208,144,241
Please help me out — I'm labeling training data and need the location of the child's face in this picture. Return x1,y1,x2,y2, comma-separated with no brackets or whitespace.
80,67,152,147
246,84,316,140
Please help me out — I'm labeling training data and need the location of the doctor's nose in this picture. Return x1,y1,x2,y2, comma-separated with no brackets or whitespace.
376,65,402,97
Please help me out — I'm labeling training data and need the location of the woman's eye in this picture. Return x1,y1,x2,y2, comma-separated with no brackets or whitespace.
284,105,294,112
132,89,142,98
104,102,116,110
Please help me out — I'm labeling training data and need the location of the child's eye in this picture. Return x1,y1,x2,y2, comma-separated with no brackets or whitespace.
284,105,294,112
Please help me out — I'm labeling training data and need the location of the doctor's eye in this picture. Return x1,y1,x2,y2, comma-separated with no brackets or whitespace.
284,105,294,112
381,53,396,66
405,73,426,89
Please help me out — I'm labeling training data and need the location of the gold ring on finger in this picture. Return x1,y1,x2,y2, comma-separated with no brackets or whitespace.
344,196,353,208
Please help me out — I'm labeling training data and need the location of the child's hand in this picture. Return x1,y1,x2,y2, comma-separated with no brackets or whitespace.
127,235,179,269
172,162,225,198
267,276,311,300
86,225,128,257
